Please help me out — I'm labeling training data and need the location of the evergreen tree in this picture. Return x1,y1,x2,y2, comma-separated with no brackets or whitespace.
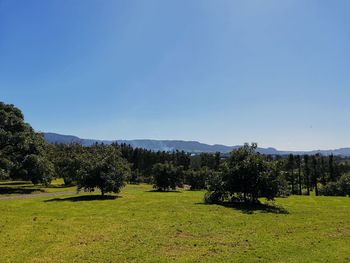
304,155,311,195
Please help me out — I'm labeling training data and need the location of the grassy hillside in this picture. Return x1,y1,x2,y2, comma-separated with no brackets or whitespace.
0,184,349,262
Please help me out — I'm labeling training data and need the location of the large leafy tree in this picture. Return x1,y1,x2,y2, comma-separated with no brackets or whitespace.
206,143,283,204
77,145,131,196
0,102,53,184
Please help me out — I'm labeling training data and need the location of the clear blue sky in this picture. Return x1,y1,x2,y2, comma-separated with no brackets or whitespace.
1,0,350,150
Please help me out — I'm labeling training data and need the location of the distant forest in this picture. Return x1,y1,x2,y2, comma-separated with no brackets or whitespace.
1,102,350,202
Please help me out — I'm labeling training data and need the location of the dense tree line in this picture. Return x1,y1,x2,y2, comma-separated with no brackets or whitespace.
1,101,350,199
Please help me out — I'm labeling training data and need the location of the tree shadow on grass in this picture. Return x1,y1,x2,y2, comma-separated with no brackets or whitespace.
44,195,120,202
45,184,71,189
0,187,44,195
146,189,181,193
196,201,289,215
0,181,31,185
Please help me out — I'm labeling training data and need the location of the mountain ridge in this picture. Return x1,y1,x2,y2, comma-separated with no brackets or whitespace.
43,132,350,156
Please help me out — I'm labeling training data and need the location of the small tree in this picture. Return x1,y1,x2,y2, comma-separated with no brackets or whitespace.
185,167,212,190
152,162,183,191
77,146,130,196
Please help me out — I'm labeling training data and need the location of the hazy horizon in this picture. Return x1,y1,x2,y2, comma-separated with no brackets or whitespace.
2,0,350,151
43,131,350,152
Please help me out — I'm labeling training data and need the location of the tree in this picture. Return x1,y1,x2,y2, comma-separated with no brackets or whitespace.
214,152,221,169
329,154,335,181
185,167,213,190
206,143,282,204
319,173,350,196
338,173,350,196
286,154,296,194
0,102,53,184
52,143,84,185
295,155,302,195
77,146,130,196
311,155,319,196
152,162,183,191
303,155,311,195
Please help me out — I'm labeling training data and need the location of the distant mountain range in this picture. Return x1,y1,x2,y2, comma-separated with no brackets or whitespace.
43,132,350,156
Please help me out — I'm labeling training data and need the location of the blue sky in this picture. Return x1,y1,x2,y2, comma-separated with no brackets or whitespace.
1,0,350,150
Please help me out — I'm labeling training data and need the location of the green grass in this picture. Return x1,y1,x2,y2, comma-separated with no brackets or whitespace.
0,179,76,195
0,184,349,262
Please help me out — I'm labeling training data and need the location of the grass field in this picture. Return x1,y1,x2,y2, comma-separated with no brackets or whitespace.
0,183,349,263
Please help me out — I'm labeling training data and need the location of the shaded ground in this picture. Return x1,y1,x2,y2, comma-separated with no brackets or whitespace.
45,195,119,202
0,186,45,195
0,190,77,200
0,179,76,198
196,201,289,214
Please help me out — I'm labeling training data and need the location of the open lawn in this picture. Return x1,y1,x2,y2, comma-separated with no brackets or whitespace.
0,184,349,263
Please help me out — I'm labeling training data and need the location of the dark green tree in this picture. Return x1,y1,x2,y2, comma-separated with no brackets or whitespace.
152,162,183,191
185,167,213,190
311,155,319,196
206,143,282,204
286,154,296,194
295,155,302,195
0,102,53,184
303,155,311,195
77,146,131,196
